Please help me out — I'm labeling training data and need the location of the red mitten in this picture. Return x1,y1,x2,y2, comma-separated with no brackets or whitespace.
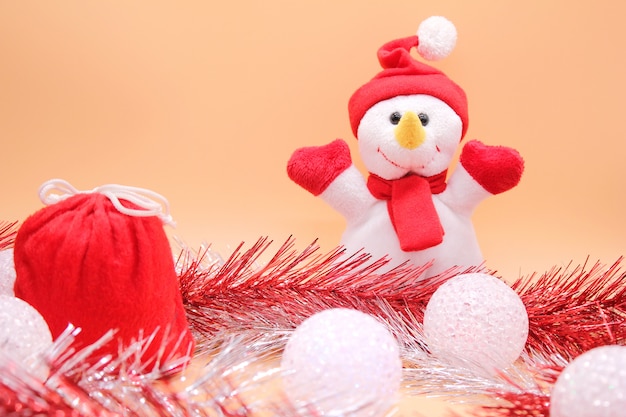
460,140,524,194
13,180,195,370
287,139,352,196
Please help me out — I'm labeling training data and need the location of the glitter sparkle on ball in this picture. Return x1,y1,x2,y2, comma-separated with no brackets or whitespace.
551,345,626,417
0,294,53,379
423,272,529,373
0,249,16,296
281,308,402,417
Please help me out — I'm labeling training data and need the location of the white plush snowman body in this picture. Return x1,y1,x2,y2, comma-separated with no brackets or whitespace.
288,17,523,277
326,171,485,276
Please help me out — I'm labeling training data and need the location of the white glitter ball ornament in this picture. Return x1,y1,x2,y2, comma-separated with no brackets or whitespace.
0,295,53,379
551,345,626,417
281,308,402,417
0,249,16,296
423,273,528,373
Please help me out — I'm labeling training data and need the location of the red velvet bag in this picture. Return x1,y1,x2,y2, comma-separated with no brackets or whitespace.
13,179,194,369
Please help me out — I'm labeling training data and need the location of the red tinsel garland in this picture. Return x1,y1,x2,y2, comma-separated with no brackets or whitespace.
178,237,481,342
0,225,625,416
176,238,626,416
178,238,626,362
0,221,17,251
471,392,551,417
514,258,626,361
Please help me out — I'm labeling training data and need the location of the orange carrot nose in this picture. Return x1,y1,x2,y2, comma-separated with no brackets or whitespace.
394,111,425,149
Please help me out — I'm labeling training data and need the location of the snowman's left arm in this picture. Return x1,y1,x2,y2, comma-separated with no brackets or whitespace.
440,140,524,215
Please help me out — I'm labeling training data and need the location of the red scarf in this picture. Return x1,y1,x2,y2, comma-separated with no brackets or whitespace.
367,171,447,251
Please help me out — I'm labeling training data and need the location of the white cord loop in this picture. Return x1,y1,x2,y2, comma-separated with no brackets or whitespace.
39,179,175,227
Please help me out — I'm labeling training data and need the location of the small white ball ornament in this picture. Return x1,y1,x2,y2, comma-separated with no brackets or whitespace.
423,273,528,373
0,249,16,296
551,345,626,417
417,16,457,61
281,308,402,417
0,294,53,379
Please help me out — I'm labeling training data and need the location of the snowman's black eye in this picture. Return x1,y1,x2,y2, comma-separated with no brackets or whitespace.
418,113,429,126
389,112,402,125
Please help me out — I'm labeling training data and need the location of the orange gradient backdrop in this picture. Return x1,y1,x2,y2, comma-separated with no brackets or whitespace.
1,0,625,282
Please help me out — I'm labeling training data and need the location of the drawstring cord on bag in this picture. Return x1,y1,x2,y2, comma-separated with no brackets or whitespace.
38,179,176,227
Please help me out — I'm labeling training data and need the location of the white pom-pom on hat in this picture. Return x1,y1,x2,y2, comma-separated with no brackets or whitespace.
416,16,457,61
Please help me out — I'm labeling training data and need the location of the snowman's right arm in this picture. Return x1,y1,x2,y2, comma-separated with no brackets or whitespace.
287,139,375,221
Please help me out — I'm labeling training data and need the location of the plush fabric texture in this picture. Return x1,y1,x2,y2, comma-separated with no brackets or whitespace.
287,139,352,196
460,140,524,195
13,193,194,368
348,35,468,138
287,18,525,278
367,172,447,251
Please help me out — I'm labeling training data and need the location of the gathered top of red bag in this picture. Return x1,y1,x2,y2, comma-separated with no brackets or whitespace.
13,179,195,371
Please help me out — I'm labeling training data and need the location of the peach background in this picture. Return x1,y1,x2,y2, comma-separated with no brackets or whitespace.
1,1,625,415
3,1,624,282
0,0,626,279
2,1,625,279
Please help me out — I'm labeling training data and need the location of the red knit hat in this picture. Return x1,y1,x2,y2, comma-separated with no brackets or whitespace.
348,17,468,138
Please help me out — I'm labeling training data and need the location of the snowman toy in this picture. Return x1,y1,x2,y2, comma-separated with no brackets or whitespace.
287,17,524,277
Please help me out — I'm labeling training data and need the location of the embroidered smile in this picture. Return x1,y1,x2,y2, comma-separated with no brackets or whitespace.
378,147,410,170
377,147,440,171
